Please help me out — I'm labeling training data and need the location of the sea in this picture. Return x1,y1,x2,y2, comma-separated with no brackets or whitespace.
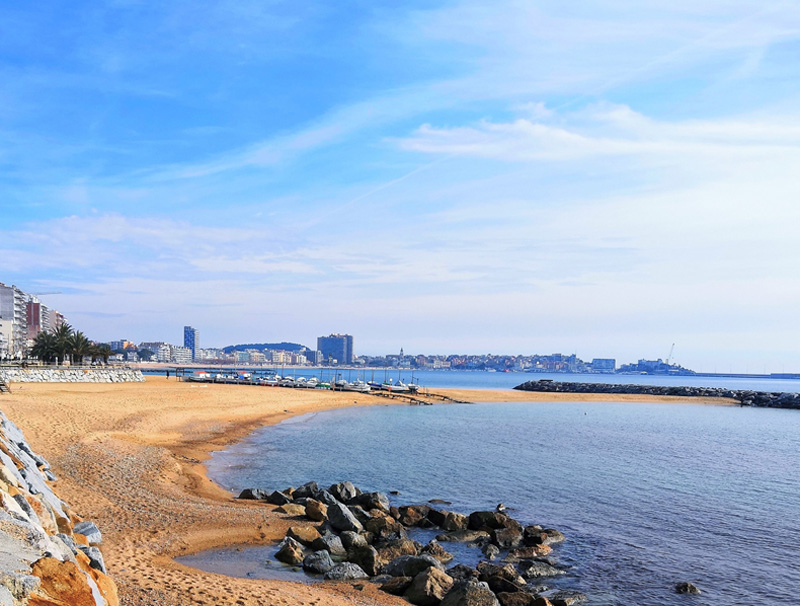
179,373,800,605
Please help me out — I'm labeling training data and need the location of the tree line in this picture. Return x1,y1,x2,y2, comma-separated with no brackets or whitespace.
30,324,112,365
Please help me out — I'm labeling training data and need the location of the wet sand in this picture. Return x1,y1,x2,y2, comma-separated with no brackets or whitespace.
0,378,734,605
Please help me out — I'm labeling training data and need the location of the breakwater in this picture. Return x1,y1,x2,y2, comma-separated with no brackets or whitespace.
513,380,800,409
0,408,118,605
0,367,144,384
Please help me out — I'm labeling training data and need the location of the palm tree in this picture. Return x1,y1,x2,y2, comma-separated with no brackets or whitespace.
30,331,58,364
52,323,73,364
90,343,112,365
69,331,92,366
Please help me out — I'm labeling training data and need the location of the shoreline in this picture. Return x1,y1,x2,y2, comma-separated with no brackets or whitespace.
0,379,736,605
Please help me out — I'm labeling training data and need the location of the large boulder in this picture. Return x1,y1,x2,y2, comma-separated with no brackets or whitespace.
381,576,414,595
287,526,322,546
266,490,293,505
421,540,454,564
476,563,525,588
675,582,701,594
545,591,587,606
496,593,543,606
398,505,431,527
293,481,319,499
329,481,360,503
384,554,444,578
427,508,447,527
276,503,306,516
327,501,364,533
517,561,565,579
376,538,421,563
523,528,565,546
73,521,102,546
468,511,509,532
237,488,269,500
323,562,369,581
305,499,328,522
440,578,500,606
311,534,347,557
357,492,390,512
435,530,489,543
341,531,369,551
365,514,407,541
442,512,469,531
348,545,382,576
275,537,304,566
446,564,479,581
314,489,340,507
491,527,523,549
506,544,552,560
303,550,335,574
405,567,454,606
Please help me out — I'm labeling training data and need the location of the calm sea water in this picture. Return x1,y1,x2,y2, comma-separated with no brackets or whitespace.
199,400,800,605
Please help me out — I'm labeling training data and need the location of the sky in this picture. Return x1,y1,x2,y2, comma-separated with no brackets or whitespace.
2,1,800,372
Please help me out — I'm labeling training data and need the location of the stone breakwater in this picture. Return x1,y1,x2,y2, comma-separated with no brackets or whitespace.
513,380,800,409
0,368,144,384
0,409,118,605
239,481,582,606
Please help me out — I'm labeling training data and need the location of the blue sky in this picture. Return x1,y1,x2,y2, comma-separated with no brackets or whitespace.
2,1,800,372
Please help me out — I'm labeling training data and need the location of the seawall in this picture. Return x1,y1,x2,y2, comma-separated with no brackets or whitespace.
514,380,800,409
0,408,118,605
0,368,144,384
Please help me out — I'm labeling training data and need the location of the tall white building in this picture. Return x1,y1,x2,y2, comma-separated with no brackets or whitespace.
0,283,28,359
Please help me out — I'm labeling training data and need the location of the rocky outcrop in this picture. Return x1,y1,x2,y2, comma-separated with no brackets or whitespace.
0,368,144,384
0,409,118,605
514,380,800,409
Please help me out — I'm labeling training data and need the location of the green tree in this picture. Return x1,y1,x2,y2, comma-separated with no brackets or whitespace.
30,331,58,364
52,323,73,364
69,331,92,366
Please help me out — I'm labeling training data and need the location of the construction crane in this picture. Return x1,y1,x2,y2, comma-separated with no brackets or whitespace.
30,291,62,296
666,343,675,365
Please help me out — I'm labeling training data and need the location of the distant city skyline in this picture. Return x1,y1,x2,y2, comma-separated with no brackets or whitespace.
2,3,800,374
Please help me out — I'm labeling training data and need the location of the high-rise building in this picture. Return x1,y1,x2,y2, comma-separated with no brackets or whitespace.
183,326,199,361
0,283,28,359
317,333,354,365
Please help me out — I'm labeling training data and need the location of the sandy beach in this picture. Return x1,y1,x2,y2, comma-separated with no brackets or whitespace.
0,378,735,606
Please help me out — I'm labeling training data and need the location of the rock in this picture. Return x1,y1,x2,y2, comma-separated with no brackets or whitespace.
357,492,391,512
323,562,369,581
381,576,414,595
328,501,364,533
303,550,335,574
237,488,269,500
491,527,524,549
531,598,553,606
481,544,500,560
446,564,479,581
314,489,340,507
348,545,382,576
506,545,552,560
341,531,368,551
440,578,500,606
29,557,105,606
540,529,565,545
366,515,408,541
76,545,106,573
476,563,525,588
488,576,524,595
276,503,307,517
287,526,322,546
421,540,454,564
376,538,421,562
348,505,373,525
545,590,587,606
405,567,454,606
275,537,305,566
329,481,360,503
468,511,510,531
442,513,469,531
675,582,701,594
267,490,293,506
517,561,565,579
398,505,431,527
523,526,563,546
293,481,318,499
427,508,447,527
497,594,541,606
311,534,347,557
383,554,444,578
436,530,490,543
305,499,328,522
73,521,102,545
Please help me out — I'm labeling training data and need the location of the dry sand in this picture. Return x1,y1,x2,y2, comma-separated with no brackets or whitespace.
0,378,735,605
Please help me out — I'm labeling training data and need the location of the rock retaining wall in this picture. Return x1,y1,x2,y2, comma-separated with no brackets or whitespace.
0,368,144,384
0,409,118,605
514,380,800,409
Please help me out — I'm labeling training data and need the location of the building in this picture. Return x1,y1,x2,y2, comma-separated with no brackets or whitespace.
591,358,616,373
183,326,199,361
317,333,354,365
172,346,193,364
0,283,28,359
